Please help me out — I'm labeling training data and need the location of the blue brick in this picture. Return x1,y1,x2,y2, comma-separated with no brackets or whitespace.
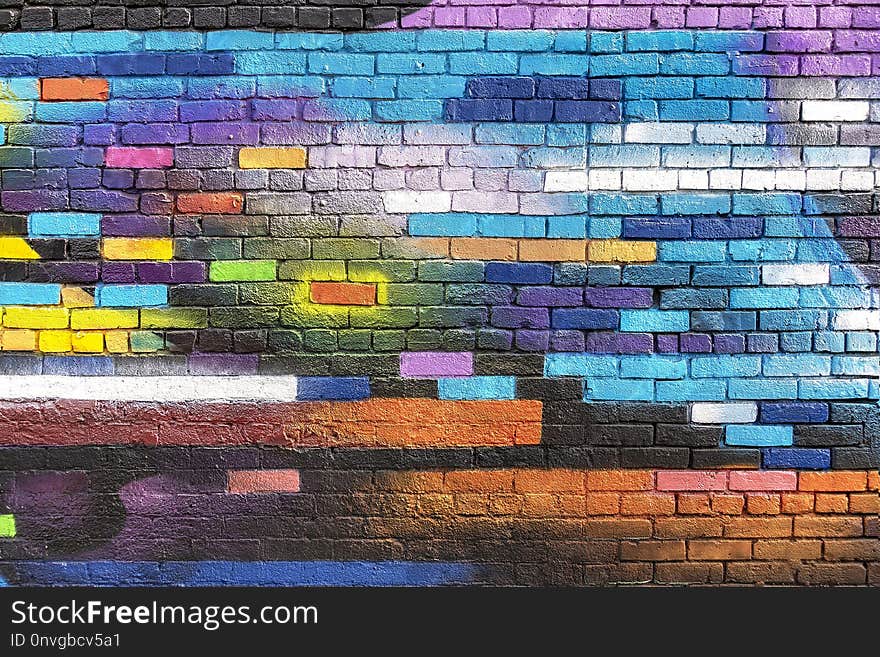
661,194,731,216
70,31,142,53
691,266,760,286
782,332,811,353
589,193,658,216
590,54,658,76
555,32,589,53
206,31,274,51
694,32,764,53
36,55,95,76
547,215,587,238
256,76,326,98
656,380,726,401
114,77,185,99
691,355,762,378
625,100,659,121
107,101,178,123
446,99,513,122
0,79,38,100
345,32,415,52
476,124,545,146
520,55,590,76
485,262,552,284
587,216,621,239
761,402,829,424
623,217,691,239
0,56,36,76
696,77,765,99
0,33,72,56
814,331,846,352
486,31,554,52
97,285,168,307
547,124,588,146
730,288,799,309
626,30,694,52
275,33,344,50
726,425,793,447
166,54,236,76
728,240,796,262
830,355,880,376
730,101,777,122
397,76,464,99
478,214,544,238
42,356,115,376
658,100,729,121
733,193,802,215
416,30,486,52
438,376,516,400
551,309,619,329
619,355,687,379
96,54,166,76
763,354,831,377
376,100,444,122
661,53,731,75
514,100,554,122
29,212,100,237
748,333,781,355
35,102,105,124
589,79,622,101
693,217,763,239
555,100,620,123
620,310,689,333
799,379,870,400
376,54,446,75
658,241,727,263
729,378,798,399
760,310,828,331
545,353,618,377
521,147,586,169
535,77,590,99
622,265,690,287
237,52,307,75
846,332,876,352
297,377,370,401
145,31,204,51
0,282,61,305
762,448,831,470
308,53,373,76
589,32,624,54
409,213,477,237
304,99,371,122
451,53,519,75
585,378,653,401
625,77,693,100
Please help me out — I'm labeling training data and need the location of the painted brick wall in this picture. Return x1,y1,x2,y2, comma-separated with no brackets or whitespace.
0,7,877,586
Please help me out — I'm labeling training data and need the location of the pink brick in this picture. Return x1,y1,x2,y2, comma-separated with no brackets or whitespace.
466,6,497,27
498,6,532,29
590,8,650,30
434,7,466,27
654,7,686,29
686,7,719,28
227,469,300,494
400,351,474,378
656,470,729,492
105,147,173,169
729,471,798,492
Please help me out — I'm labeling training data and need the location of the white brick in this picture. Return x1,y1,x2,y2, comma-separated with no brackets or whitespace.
774,170,806,191
691,402,758,424
803,147,871,168
696,123,766,145
545,171,589,192
833,310,880,331
624,122,693,144
762,264,830,286
678,169,709,190
841,170,875,191
440,168,474,190
742,170,774,191
622,169,677,191
0,376,299,402
452,190,518,213
383,190,451,213
308,145,376,168
709,169,743,190
377,145,446,167
589,169,622,190
806,169,840,191
801,100,870,121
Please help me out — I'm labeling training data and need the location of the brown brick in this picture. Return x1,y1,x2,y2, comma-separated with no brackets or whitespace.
585,492,620,515
849,492,880,514
418,494,454,516
753,539,823,561
654,517,723,539
814,493,849,514
444,470,515,492
781,492,814,514
583,563,653,585
746,493,781,515
823,539,880,561
677,493,712,515
869,564,880,586
724,516,793,538
798,563,867,585
620,493,676,516
793,516,864,538
688,539,752,561
726,561,797,584
585,518,652,539
620,540,686,562
557,494,587,517
868,471,879,491
711,493,746,515
799,471,867,492
453,493,488,516
655,562,724,584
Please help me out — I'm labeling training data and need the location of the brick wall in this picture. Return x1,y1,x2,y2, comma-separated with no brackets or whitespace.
0,10,877,586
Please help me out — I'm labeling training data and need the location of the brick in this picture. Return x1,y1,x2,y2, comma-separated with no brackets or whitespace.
781,493,814,514
518,239,587,262
849,493,880,514
585,492,620,515
726,562,797,585
729,470,797,492
677,493,712,515
798,563,867,585
514,469,585,493
746,494,782,515
228,469,300,493
655,562,724,584
620,540,685,562
444,470,514,493
620,493,676,516
657,470,728,491
814,493,849,514
724,517,793,538
584,519,652,539
688,539,752,560
753,539,823,560
239,147,307,169
799,471,868,492
103,238,173,261
310,282,376,306
710,493,745,515
450,237,518,261
793,516,864,538
41,78,109,101
655,517,723,539
823,539,880,561
586,470,654,491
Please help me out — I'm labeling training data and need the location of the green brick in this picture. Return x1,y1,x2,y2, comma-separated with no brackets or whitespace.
210,260,277,282
443,328,477,350
303,329,338,352
337,329,372,351
239,282,297,305
243,238,310,259
174,237,242,260
209,307,280,328
267,329,303,353
446,283,514,305
281,305,350,328
418,261,485,282
130,330,165,352
141,308,208,329
406,329,443,350
312,238,380,260
349,306,418,329
0,514,16,538
278,260,347,281
373,330,406,351
380,283,444,305
418,306,488,327
348,260,416,283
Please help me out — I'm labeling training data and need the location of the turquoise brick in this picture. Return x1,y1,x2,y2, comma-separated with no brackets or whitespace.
98,284,168,307
522,147,588,169
815,331,847,352
726,425,793,447
730,288,799,309
544,353,618,377
589,194,659,216
345,32,416,52
376,54,446,75
729,378,798,399
375,101,443,122
696,77,765,99
145,32,203,51
71,31,141,52
236,52,307,75
256,76,326,98
733,194,802,215
620,310,690,333
625,77,693,100
115,77,186,99
590,54,658,76
626,30,694,52
397,76,466,99
332,77,396,99
29,212,100,237
830,356,880,376
309,98,371,121
661,193,731,216
585,379,653,401
619,355,687,379
846,332,876,352
0,33,72,55
728,240,796,262
586,216,622,239
590,124,620,144
656,380,726,401
799,287,870,309
554,32,589,53
275,33,344,50
450,53,519,75
547,216,586,239
0,282,61,305
475,124,545,146
764,216,834,238
487,31,554,52
409,213,477,237
661,53,730,75
416,30,486,52
438,376,516,400
659,100,729,121
781,332,812,353
35,102,105,123
658,241,727,263
691,355,762,378
624,101,659,121
206,31,274,51
479,214,544,238
763,354,831,377
731,101,776,122
547,124,588,147
308,53,374,75
520,54,590,75
694,32,764,52
589,32,624,54
799,379,870,400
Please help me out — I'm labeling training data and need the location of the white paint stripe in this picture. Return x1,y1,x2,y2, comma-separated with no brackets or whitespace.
0,376,299,402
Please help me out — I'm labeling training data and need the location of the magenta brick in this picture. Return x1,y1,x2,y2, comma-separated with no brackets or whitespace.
400,351,474,378
105,147,174,169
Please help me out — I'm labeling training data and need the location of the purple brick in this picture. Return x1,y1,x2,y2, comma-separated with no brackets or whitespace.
761,402,829,424
445,99,513,122
713,334,746,354
101,215,171,237
31,262,99,283
191,122,261,145
838,217,880,237
137,262,173,283
139,193,173,215
550,330,585,352
536,77,590,100
693,217,763,239
84,124,116,146
180,100,249,122
96,54,166,76
517,286,583,307
555,101,620,123
101,263,136,283
801,55,872,77
514,100,554,122
734,55,800,76
251,99,302,122
467,76,536,99
103,170,134,190
70,190,138,213
189,353,259,375
679,333,713,353
1,191,68,212
491,306,550,329
585,332,653,354
120,124,190,145
590,7,651,29
766,31,833,53
584,287,653,309
260,122,332,145
589,79,622,101
515,329,550,351
400,351,473,377
171,262,207,283
552,308,618,329
656,335,679,353
747,333,779,353
623,217,692,239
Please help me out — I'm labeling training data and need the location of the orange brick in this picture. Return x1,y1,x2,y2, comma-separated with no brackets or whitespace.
517,239,586,262
521,493,561,517
620,493,676,516
711,493,745,515
654,517,723,539
310,282,376,306
724,516,793,538
557,494,587,517
849,492,880,514
688,539,752,561
417,493,454,516
799,471,867,492
586,470,654,491
373,470,444,492
753,539,823,560
41,77,109,101
798,563,867,585
488,493,522,516
868,471,879,491
620,540,685,562
227,469,299,493
814,493,849,514
823,539,880,561
793,516,864,538
746,493,781,515
781,492,814,514
677,493,712,515
585,492,620,515
453,493,488,515
176,192,243,214
450,238,517,261
584,518,652,538
514,469,585,493
444,470,514,493
726,561,796,584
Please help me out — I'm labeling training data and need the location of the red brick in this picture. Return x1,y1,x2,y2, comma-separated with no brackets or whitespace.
687,539,752,561
620,540,685,562
227,469,300,493
799,471,867,492
176,192,244,214
310,282,376,306
656,470,728,491
729,470,797,491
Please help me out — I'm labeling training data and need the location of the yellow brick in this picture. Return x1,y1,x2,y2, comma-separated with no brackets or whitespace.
589,240,657,263
104,331,130,353
0,236,40,260
61,287,95,308
102,238,173,260
1,329,36,350
39,330,72,352
70,309,139,330
71,331,104,352
3,306,69,329
239,147,307,169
